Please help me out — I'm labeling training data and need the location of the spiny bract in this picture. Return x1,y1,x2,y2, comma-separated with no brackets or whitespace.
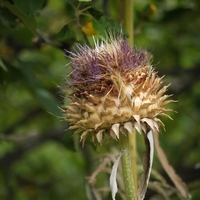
63,36,174,145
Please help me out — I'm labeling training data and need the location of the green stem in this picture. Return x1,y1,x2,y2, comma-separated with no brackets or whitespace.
123,0,134,46
128,130,138,191
119,133,136,200
123,0,138,195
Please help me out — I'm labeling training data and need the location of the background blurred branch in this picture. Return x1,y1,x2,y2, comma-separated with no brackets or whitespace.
0,125,70,168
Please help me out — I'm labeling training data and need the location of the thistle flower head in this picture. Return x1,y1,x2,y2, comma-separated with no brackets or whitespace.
63,36,173,145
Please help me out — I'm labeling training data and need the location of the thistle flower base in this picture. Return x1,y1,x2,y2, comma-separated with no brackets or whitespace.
63,37,173,145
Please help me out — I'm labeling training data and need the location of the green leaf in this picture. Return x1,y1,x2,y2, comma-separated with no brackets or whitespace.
56,25,75,43
0,58,8,72
35,88,61,117
0,59,22,84
92,16,127,37
18,61,60,116
2,0,36,34
19,61,37,88
0,8,17,28
78,0,92,2
13,0,46,16
88,8,103,19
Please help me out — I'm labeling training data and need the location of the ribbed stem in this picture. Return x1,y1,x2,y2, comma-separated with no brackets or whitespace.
128,130,138,191
119,133,136,200
123,0,138,194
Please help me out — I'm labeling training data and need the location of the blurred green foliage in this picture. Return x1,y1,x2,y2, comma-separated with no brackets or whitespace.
0,0,200,199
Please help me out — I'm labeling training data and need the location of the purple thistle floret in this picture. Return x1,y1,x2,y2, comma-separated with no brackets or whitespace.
68,37,150,87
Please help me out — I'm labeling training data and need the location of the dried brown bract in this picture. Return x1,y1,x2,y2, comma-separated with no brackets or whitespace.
63,36,173,145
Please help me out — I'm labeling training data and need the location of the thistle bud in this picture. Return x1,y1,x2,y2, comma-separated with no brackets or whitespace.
63,36,173,145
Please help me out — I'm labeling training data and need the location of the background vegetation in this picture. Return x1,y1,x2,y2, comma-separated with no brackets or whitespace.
0,0,200,199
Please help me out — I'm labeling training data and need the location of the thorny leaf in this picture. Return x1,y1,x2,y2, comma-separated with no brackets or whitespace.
153,131,191,199
138,130,154,200
110,150,125,200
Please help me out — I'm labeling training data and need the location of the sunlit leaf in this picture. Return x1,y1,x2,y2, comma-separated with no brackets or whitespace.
81,21,96,36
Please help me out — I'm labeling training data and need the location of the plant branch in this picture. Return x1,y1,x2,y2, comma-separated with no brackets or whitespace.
0,125,70,168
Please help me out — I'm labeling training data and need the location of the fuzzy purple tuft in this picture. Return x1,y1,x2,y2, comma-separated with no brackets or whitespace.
68,37,150,87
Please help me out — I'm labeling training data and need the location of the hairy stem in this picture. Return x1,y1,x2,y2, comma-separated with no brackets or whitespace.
119,133,136,200
128,130,138,192
123,0,138,193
